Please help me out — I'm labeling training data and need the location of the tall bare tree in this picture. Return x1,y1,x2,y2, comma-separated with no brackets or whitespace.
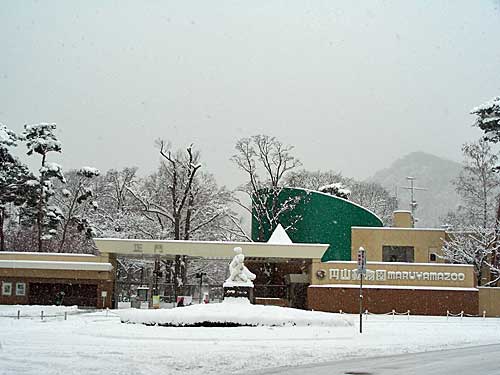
231,135,302,241
453,139,500,229
128,141,232,295
471,96,500,283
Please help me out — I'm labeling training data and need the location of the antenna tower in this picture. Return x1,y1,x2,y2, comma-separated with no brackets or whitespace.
399,177,427,224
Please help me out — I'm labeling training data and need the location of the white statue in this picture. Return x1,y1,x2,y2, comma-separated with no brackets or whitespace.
224,246,256,286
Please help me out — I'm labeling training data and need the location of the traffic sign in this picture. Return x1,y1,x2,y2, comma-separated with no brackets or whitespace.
357,247,366,275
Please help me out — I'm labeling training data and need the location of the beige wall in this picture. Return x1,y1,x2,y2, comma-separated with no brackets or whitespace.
393,211,413,228
311,260,475,288
478,287,500,317
0,252,114,282
0,268,113,281
0,252,111,263
351,227,445,263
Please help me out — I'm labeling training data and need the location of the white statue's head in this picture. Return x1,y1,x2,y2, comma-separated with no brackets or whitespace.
233,246,242,254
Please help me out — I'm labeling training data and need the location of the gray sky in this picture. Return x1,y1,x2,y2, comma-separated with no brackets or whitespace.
1,1,500,188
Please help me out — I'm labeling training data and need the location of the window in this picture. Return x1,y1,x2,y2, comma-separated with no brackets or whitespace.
429,253,437,262
16,282,26,296
382,246,415,263
2,282,12,296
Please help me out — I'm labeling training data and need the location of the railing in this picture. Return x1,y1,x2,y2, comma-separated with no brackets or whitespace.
447,310,487,319
362,309,411,320
337,309,489,320
0,309,70,320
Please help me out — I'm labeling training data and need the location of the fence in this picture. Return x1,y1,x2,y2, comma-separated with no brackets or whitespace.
446,310,487,319
0,308,107,321
337,309,489,320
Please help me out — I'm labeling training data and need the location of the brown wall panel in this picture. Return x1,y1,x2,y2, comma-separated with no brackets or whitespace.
308,286,479,316
0,277,114,308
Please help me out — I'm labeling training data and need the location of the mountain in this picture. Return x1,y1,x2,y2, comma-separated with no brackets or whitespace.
369,152,462,228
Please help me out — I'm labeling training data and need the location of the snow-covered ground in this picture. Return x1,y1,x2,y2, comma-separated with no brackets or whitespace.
0,304,500,375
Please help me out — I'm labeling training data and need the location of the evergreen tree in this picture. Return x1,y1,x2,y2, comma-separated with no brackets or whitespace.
22,123,65,252
471,96,500,143
0,124,34,251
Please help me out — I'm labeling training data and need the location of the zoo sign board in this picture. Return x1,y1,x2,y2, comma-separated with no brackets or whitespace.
329,268,466,282
311,261,475,289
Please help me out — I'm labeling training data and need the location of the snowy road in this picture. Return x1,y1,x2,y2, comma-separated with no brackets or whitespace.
254,343,500,375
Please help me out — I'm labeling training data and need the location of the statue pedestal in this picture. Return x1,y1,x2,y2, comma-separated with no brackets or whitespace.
223,281,254,303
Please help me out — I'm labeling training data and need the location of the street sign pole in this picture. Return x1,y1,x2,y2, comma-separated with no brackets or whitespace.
359,271,363,333
357,247,366,334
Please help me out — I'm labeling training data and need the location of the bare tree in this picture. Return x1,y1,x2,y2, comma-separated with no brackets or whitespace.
443,227,500,286
285,169,344,191
285,169,397,225
89,167,147,239
231,135,302,241
453,139,500,229
127,141,233,295
55,167,100,253
470,97,500,283
349,182,398,225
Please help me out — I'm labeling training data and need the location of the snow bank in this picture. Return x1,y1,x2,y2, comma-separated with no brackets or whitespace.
117,298,352,327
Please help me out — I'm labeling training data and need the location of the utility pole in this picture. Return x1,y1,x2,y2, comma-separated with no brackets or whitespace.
399,177,427,226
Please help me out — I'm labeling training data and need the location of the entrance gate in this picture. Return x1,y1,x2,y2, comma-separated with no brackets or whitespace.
94,238,329,309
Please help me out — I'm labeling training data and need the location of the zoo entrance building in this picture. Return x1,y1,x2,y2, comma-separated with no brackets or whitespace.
1,187,499,316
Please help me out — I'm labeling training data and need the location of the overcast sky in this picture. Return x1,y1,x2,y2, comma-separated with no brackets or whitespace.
1,1,500,188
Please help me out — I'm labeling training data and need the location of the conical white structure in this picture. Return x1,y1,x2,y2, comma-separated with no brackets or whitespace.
267,224,293,244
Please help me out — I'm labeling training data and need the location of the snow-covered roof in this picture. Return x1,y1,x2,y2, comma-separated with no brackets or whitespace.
0,260,113,272
94,238,329,259
0,251,96,257
267,224,293,245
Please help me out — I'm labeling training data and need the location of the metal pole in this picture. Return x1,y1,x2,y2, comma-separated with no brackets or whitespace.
198,273,203,304
359,273,363,333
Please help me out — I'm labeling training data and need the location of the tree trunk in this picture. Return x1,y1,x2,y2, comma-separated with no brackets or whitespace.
37,211,43,252
492,198,500,286
59,185,80,253
37,154,47,253
0,208,4,251
174,254,187,297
